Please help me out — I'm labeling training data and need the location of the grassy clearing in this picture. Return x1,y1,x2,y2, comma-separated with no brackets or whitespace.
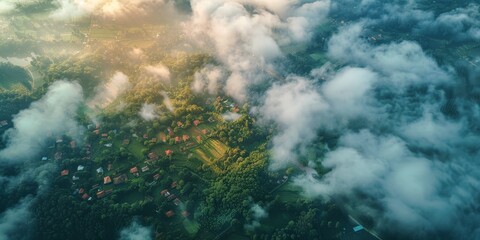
118,191,145,204
197,139,228,160
276,183,303,203
190,138,229,174
127,139,145,160
174,157,203,170
183,219,200,235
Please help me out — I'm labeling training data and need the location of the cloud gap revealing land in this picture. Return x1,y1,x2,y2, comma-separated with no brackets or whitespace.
0,1,479,240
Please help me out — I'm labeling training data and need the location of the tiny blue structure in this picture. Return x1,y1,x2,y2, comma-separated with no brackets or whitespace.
353,225,364,232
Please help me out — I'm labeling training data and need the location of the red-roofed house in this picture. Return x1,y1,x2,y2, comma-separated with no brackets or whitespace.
193,120,200,126
101,133,108,138
79,188,85,194
104,176,112,184
82,193,89,200
130,167,139,176
61,170,69,176
182,135,189,142
196,136,201,142
201,129,207,134
165,149,173,157
175,136,181,143
177,121,183,127
165,210,175,218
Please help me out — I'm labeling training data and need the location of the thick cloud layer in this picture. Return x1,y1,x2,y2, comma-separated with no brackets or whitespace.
0,81,84,240
328,23,452,87
331,0,480,42
119,219,152,240
260,78,327,170
184,1,480,237
188,0,330,102
0,197,32,240
257,2,480,239
0,81,84,161
0,1,15,14
1,0,478,239
191,65,225,95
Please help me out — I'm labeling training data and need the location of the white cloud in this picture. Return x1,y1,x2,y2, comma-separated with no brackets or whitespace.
139,103,158,121
119,219,152,240
160,91,174,112
222,112,241,121
328,23,451,87
187,0,330,102
50,0,170,20
144,64,170,83
0,81,84,161
89,71,131,109
0,1,15,15
261,77,328,170
192,65,225,94
0,197,32,240
244,203,268,231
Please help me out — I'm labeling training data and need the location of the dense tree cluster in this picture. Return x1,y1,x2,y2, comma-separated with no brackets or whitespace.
32,189,139,240
199,147,268,232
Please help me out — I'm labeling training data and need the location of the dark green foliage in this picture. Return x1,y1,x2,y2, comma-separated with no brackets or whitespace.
0,62,32,89
44,57,105,97
0,90,33,120
0,40,39,57
271,208,320,240
199,148,268,232
31,189,138,240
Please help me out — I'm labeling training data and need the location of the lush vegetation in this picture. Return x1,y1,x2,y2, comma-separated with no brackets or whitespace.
0,13,354,240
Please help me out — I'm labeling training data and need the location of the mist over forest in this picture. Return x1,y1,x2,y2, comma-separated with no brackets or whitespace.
0,0,479,240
